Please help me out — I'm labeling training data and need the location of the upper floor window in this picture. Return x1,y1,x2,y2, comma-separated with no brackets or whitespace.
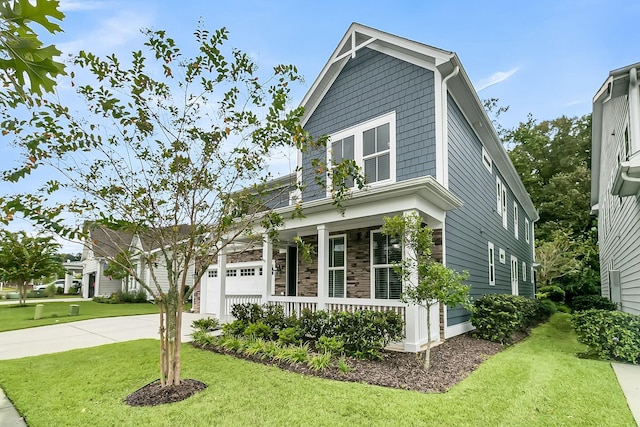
482,147,492,173
513,202,519,239
327,112,396,192
525,218,530,243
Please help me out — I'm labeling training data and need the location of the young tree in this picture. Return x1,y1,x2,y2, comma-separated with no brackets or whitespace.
0,230,61,304
382,212,470,370
1,26,358,388
535,229,582,288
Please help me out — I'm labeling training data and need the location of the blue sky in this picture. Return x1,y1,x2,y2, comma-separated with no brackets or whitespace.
2,0,639,252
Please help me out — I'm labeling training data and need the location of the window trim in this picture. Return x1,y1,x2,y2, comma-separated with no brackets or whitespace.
510,255,519,296
370,229,403,300
496,177,502,217
327,111,396,195
499,248,506,264
502,185,508,229
525,218,530,243
522,261,526,282
482,146,493,173
513,202,519,240
329,234,347,298
488,242,495,286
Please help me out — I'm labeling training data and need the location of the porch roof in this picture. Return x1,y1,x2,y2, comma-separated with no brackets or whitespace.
274,176,462,238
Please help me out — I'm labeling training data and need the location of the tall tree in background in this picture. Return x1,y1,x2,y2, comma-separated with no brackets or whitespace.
504,114,599,297
0,230,61,305
1,25,359,390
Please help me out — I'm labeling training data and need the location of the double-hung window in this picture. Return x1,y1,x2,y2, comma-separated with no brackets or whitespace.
513,202,519,239
327,112,396,193
488,242,495,286
328,235,346,298
371,231,402,299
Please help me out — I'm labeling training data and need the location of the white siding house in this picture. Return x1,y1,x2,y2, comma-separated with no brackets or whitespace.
592,62,640,314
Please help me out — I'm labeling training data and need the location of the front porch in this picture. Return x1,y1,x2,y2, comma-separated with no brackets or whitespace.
199,176,462,352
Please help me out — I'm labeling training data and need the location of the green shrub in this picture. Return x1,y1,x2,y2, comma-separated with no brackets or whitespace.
278,327,302,345
299,309,332,339
572,309,640,364
572,295,617,312
316,335,344,354
537,285,565,303
45,283,57,297
26,290,45,298
243,321,272,339
222,319,247,337
231,303,263,324
191,317,220,332
56,286,64,295
192,330,216,346
307,352,332,371
536,299,557,318
471,294,543,344
92,290,149,304
337,355,351,374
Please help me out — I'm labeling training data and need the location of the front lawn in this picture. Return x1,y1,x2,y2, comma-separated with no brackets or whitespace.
0,301,159,332
0,314,634,426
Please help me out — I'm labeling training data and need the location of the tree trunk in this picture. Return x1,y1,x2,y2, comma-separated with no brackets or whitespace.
423,304,431,370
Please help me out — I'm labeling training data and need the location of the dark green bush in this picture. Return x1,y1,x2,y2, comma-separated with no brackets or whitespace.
26,290,45,298
278,327,302,345
471,294,544,343
536,299,557,318
572,295,617,312
222,319,247,337
231,303,264,324
56,286,64,295
572,309,640,364
243,321,272,339
537,285,565,303
299,309,332,339
316,335,344,354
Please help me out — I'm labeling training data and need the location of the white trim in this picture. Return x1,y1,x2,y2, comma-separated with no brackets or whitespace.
522,261,527,282
326,111,396,194
525,218,530,243
496,177,502,216
370,229,402,300
502,185,508,229
445,321,474,338
328,234,347,298
513,202,519,240
488,242,495,286
510,255,519,295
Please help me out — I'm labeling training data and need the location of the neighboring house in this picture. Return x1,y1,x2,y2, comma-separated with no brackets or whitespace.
198,23,538,351
591,62,640,315
81,226,133,298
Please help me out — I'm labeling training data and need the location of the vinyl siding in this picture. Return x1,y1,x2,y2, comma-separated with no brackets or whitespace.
302,47,436,200
446,95,535,325
597,95,640,314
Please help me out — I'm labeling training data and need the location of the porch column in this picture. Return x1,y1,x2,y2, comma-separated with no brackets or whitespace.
218,250,228,323
317,224,329,310
262,236,273,302
403,210,423,352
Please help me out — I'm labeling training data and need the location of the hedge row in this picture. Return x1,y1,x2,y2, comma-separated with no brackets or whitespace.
470,294,554,344
572,309,640,364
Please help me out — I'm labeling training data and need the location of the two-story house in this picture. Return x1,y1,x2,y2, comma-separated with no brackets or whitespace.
592,62,640,315
198,23,538,351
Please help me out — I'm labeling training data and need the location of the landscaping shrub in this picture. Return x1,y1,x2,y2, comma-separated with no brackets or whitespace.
45,283,57,297
572,295,617,312
278,327,302,345
93,290,149,304
471,294,545,344
243,321,272,339
231,303,264,324
536,285,565,303
191,317,220,332
299,309,332,339
572,309,640,364
536,299,557,318
222,319,248,337
316,335,344,354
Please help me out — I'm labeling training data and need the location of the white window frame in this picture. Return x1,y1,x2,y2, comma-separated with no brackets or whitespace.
496,177,502,217
327,112,396,195
502,185,508,229
499,248,506,264
482,146,492,173
328,234,347,298
488,242,495,286
525,218,530,243
510,255,519,295
513,202,519,239
370,229,402,300
522,261,527,282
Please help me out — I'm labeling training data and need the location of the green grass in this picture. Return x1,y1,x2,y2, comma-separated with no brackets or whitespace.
0,301,159,332
0,313,634,426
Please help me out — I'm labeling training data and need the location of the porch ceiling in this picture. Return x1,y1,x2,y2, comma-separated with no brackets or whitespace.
276,176,462,239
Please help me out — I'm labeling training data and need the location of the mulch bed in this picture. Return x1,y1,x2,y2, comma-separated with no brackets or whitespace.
125,333,511,406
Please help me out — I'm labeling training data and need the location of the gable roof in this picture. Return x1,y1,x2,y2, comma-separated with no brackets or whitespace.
300,23,538,222
591,62,640,207
85,226,134,259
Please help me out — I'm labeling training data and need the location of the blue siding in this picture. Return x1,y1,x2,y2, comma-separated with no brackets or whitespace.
446,95,535,326
302,48,436,200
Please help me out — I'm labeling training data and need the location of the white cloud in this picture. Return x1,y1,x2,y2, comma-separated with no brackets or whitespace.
57,10,153,56
475,67,520,92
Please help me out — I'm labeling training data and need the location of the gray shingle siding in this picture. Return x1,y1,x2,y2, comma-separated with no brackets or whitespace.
446,95,535,326
302,48,436,200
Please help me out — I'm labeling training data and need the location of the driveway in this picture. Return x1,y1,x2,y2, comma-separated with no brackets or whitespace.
0,312,210,360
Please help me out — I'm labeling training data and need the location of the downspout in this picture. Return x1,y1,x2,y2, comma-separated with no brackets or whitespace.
629,68,640,155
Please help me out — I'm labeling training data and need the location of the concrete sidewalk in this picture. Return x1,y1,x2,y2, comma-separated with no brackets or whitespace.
0,297,91,306
0,312,210,426
612,363,640,426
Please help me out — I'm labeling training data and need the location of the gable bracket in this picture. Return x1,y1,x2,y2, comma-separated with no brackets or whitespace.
332,31,377,64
